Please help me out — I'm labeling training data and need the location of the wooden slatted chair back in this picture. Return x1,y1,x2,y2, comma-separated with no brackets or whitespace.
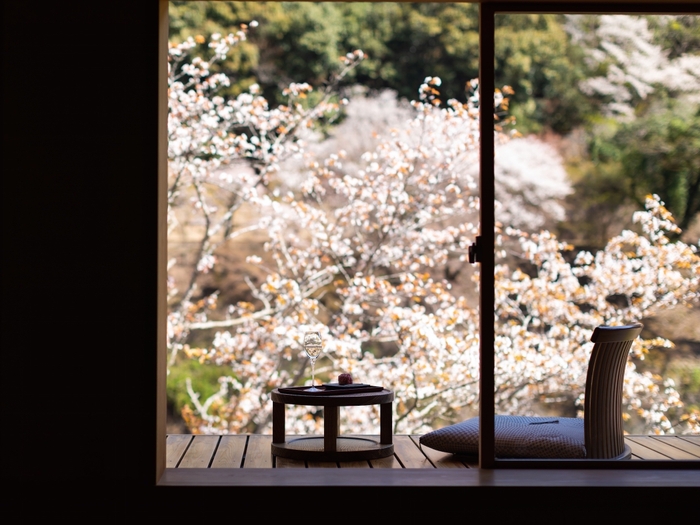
584,323,643,459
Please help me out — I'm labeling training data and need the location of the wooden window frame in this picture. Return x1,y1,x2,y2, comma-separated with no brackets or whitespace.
155,0,700,486
480,1,700,470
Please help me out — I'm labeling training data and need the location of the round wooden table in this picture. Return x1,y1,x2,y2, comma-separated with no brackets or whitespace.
271,386,394,461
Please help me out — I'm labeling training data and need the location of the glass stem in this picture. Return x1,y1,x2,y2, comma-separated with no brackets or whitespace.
311,358,316,387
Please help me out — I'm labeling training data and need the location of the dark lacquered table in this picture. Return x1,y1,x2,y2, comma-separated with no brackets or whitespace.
271,386,394,461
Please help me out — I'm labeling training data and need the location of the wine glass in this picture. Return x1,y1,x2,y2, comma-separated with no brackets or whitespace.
303,331,323,392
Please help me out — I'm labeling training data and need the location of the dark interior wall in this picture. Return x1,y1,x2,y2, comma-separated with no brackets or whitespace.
3,0,158,496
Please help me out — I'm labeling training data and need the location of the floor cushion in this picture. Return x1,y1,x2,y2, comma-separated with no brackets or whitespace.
419,415,586,459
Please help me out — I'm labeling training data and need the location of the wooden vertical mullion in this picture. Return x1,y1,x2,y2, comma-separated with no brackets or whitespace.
156,0,170,484
478,2,496,470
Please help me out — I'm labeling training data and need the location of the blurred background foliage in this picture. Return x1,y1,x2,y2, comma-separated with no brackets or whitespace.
169,3,593,134
168,4,698,249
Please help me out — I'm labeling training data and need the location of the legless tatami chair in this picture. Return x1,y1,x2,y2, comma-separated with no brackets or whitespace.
420,323,643,459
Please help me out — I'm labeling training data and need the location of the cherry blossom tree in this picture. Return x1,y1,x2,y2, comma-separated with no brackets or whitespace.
561,14,700,242
167,30,699,437
564,14,700,120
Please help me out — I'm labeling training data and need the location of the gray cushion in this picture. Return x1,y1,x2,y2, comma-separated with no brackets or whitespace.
419,415,586,459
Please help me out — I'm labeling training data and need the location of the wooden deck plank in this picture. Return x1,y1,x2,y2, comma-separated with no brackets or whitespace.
629,453,643,460
629,436,698,460
392,435,433,468
178,435,219,468
307,461,339,468
339,460,371,468
339,433,389,467
275,457,306,468
165,434,695,468
410,435,469,468
624,437,671,460
643,436,700,460
652,436,700,458
210,435,247,468
625,437,677,460
369,455,403,468
166,434,192,468
244,434,273,468
678,435,700,446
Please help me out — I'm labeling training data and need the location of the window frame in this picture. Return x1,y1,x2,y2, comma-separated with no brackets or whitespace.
156,0,700,486
480,1,700,470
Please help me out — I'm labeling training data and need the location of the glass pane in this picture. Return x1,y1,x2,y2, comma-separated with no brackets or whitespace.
492,12,699,460
166,2,487,439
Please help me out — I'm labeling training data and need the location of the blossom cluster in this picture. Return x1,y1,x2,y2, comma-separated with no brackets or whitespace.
565,15,700,119
167,31,699,437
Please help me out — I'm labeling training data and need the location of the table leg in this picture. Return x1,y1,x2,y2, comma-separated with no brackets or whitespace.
380,402,392,445
324,406,339,452
272,401,285,444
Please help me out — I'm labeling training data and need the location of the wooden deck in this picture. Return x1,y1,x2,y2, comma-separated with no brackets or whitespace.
166,434,700,469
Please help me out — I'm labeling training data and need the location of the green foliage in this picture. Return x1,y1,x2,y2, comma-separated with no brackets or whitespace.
613,102,700,232
664,360,700,413
167,357,229,419
586,100,700,233
647,14,700,59
361,3,480,102
169,2,261,97
495,14,594,134
559,155,637,250
169,1,374,102
168,3,593,133
560,99,700,246
555,14,700,247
